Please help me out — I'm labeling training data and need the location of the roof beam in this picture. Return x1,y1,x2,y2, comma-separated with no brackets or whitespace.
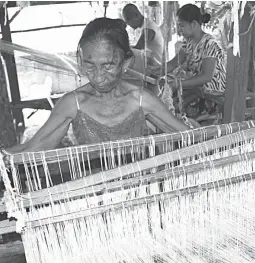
0,22,87,34
6,1,88,8
9,8,22,24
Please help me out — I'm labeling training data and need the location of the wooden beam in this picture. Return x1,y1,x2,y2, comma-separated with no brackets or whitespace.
11,97,60,111
6,1,87,8
0,22,87,34
0,54,17,147
246,16,255,119
9,8,23,24
223,6,254,123
0,6,25,135
0,1,5,8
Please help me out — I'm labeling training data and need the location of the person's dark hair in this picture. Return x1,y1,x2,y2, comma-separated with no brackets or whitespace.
177,4,211,24
77,17,133,71
122,3,140,19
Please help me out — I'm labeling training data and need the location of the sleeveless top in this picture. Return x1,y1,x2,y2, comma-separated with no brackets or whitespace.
71,90,147,145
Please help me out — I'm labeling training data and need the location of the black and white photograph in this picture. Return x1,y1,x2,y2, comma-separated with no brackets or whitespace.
0,1,255,262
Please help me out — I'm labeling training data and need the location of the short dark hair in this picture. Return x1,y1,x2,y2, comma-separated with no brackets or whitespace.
122,3,140,20
177,4,211,24
77,17,133,69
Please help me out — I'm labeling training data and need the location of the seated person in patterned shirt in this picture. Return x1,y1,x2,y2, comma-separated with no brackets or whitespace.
155,4,226,120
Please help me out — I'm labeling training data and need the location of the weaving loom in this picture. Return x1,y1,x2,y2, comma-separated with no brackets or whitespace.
1,121,255,263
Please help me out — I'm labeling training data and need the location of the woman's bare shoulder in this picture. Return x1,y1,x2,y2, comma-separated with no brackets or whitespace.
53,84,92,118
65,83,93,102
121,80,142,97
120,81,158,106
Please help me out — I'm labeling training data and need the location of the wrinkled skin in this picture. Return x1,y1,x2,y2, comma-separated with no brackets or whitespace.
80,40,126,93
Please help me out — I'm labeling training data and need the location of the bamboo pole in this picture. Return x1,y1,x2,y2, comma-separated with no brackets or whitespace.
126,69,157,85
0,40,75,73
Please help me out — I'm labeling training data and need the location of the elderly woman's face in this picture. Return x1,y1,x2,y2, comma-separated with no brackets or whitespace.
81,40,125,93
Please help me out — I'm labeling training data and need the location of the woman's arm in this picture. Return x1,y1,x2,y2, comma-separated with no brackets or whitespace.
152,49,187,76
142,89,189,131
166,49,187,73
181,57,217,89
6,93,76,154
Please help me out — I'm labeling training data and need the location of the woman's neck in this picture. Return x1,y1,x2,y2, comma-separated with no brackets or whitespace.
192,29,205,44
95,83,123,101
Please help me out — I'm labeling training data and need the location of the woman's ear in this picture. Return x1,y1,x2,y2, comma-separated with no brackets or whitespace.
191,20,199,28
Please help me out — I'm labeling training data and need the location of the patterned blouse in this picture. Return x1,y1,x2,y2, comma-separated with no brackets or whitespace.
181,33,226,93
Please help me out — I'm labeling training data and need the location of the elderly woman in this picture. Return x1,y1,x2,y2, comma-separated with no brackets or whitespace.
155,4,226,122
6,17,189,154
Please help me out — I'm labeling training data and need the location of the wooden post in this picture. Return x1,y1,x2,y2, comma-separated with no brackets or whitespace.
223,6,253,123
0,50,17,244
0,6,24,134
0,57,17,147
246,17,255,119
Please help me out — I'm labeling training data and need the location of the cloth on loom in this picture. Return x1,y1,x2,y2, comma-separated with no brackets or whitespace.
72,90,147,145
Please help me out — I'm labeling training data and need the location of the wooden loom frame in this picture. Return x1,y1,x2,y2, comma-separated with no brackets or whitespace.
0,120,255,235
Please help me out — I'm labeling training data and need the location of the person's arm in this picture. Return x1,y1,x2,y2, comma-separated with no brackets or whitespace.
181,57,217,89
141,89,189,131
6,93,76,154
152,49,187,77
165,49,187,73
133,28,155,50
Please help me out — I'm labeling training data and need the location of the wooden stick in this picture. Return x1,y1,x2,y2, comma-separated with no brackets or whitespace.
0,39,73,73
125,69,157,85
11,120,255,165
